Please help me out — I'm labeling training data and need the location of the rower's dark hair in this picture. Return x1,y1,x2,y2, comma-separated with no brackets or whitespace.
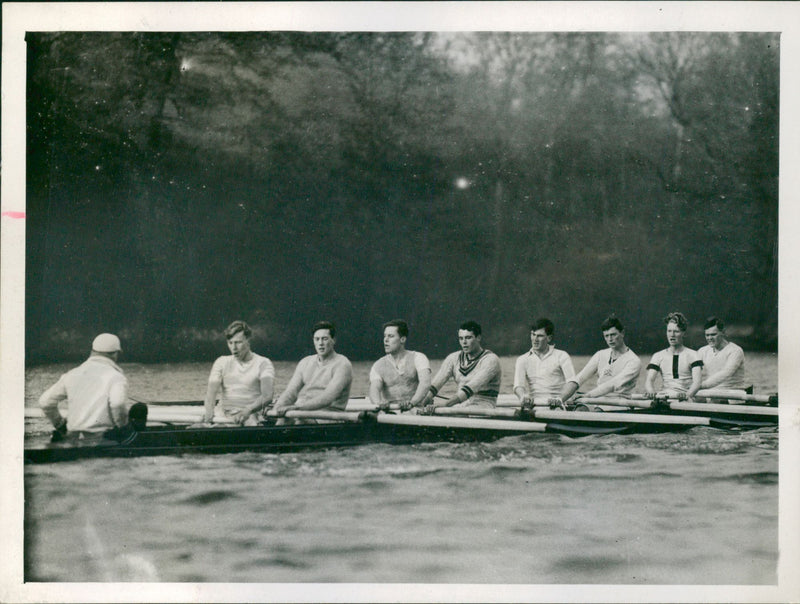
224,320,251,340
531,318,555,336
312,321,336,338
383,319,409,338
704,316,725,330
601,314,624,332
459,320,482,336
664,311,688,332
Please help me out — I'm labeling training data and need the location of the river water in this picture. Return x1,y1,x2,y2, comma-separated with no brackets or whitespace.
22,354,779,585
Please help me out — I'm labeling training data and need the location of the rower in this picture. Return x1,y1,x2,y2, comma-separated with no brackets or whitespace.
420,321,501,411
698,317,748,396
513,318,576,408
644,312,703,400
553,314,641,406
271,321,353,424
201,321,275,426
38,333,130,439
368,319,431,412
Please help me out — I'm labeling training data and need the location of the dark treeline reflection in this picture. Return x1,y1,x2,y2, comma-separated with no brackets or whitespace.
26,32,778,363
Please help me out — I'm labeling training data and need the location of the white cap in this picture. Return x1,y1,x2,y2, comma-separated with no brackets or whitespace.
92,333,122,353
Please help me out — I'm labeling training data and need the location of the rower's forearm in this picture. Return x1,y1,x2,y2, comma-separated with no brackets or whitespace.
247,396,271,413
561,381,580,401
295,397,336,410
411,373,432,406
368,382,383,407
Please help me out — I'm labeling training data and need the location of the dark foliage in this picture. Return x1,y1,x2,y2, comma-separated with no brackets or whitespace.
25,32,778,363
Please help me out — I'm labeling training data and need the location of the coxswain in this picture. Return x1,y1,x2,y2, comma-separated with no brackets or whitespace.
644,311,703,400
368,319,431,412
420,320,501,411
201,320,275,426
39,333,130,438
553,314,641,406
513,318,576,408
271,321,353,424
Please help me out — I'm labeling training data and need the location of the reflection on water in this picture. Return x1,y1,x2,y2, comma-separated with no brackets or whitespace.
23,355,778,584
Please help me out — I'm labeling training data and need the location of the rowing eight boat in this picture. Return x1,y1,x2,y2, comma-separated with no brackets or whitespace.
24,395,778,463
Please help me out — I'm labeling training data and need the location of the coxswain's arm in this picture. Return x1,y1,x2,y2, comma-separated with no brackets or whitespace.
701,347,744,389
108,377,129,427
38,378,68,429
296,361,352,410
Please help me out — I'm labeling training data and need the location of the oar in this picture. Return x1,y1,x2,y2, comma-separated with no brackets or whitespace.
530,408,711,426
695,389,777,404
373,412,548,432
430,407,520,419
127,395,205,406
666,401,778,417
572,397,777,417
265,409,363,422
574,397,655,409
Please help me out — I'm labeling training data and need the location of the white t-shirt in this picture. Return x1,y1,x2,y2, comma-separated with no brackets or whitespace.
370,351,430,404
209,353,275,411
570,348,641,397
698,342,746,389
647,348,702,393
514,346,576,404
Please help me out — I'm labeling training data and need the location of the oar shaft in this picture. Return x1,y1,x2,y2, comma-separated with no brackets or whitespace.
574,397,651,408
375,413,547,432
532,408,710,426
267,409,363,422
432,407,519,419
669,401,778,416
696,389,775,403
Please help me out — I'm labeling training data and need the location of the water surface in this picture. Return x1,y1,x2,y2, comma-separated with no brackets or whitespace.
23,354,778,584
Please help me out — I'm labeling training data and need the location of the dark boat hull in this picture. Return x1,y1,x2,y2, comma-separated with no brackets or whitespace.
25,405,777,464
24,420,538,463
24,416,686,463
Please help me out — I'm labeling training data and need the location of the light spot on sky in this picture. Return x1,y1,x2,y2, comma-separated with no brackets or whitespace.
455,177,471,190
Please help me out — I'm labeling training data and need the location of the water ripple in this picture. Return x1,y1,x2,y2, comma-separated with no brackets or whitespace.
707,472,778,485
183,490,239,505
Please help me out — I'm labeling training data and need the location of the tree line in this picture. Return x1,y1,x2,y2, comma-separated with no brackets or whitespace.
25,32,778,363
